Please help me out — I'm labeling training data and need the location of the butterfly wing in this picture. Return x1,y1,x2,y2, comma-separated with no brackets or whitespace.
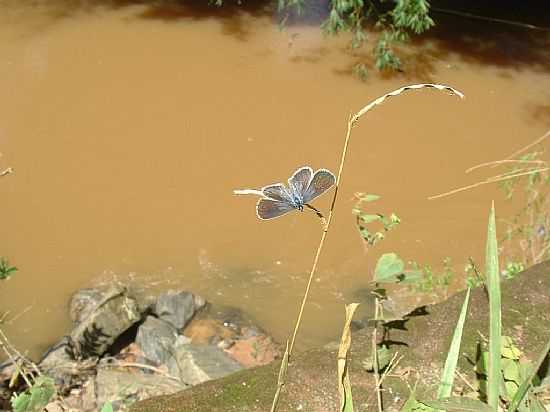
302,169,336,203
288,166,313,201
256,198,295,220
262,184,294,203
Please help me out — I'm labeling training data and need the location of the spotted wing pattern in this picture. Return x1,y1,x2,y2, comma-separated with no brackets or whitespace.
288,166,313,201
256,198,296,220
302,169,336,203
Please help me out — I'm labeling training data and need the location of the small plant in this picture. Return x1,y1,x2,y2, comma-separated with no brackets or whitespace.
261,84,464,411
352,193,400,248
11,376,55,412
410,257,454,295
0,258,17,280
499,150,550,270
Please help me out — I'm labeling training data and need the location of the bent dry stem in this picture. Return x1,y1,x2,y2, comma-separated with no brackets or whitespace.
271,84,464,411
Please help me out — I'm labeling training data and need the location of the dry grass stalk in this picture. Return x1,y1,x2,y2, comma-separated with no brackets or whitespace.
0,167,12,177
271,83,464,411
428,167,550,200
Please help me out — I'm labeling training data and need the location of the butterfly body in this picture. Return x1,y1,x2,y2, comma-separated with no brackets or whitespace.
234,166,336,220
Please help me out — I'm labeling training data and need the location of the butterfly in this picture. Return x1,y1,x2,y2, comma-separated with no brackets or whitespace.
234,166,336,220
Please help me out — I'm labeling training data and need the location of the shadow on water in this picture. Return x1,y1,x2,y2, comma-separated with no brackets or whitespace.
314,0,550,83
4,0,276,42
415,0,550,73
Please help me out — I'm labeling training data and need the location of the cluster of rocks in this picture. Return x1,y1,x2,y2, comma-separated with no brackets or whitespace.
0,284,279,411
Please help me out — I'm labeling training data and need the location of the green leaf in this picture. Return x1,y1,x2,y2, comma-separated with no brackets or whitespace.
501,336,521,360
475,351,489,375
421,397,493,412
485,202,501,410
401,395,435,412
362,344,392,372
396,270,423,284
357,193,380,202
501,358,520,383
374,253,404,283
505,381,519,399
11,376,55,412
437,288,471,399
358,214,382,224
101,402,114,412
508,339,550,412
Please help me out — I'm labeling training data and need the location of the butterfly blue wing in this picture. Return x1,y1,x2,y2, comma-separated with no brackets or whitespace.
302,169,336,203
262,184,294,203
288,166,313,202
256,198,296,220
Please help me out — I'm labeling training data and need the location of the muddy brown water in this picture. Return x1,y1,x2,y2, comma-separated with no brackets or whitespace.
0,1,549,359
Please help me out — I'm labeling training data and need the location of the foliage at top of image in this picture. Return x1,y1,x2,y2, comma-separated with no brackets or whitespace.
281,0,435,73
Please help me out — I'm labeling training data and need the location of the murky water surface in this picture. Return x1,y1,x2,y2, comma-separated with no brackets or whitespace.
0,1,549,358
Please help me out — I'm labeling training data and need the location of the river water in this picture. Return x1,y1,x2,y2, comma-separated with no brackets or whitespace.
0,0,549,359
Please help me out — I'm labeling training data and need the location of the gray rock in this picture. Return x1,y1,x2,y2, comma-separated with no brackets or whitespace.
167,343,243,385
70,285,141,358
38,337,82,388
95,367,187,409
69,288,107,325
135,316,178,365
153,290,204,330
59,377,97,412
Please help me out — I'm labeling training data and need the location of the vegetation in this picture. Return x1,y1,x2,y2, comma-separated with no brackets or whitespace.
0,258,17,280
340,204,550,412
267,84,465,411
279,0,434,72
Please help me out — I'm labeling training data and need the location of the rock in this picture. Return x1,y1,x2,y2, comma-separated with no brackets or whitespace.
95,367,187,409
38,337,88,390
135,316,178,365
113,343,145,364
183,318,238,345
44,401,65,412
130,261,550,412
70,285,142,358
224,328,280,368
153,290,203,330
167,343,243,386
69,288,107,325
0,359,17,384
61,377,97,412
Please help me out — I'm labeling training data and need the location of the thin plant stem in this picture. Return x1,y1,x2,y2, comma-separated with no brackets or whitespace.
428,167,550,200
431,6,550,32
466,159,547,174
372,298,383,412
505,129,550,160
270,83,464,411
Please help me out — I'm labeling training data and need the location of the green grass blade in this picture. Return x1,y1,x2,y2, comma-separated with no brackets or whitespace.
437,287,471,399
423,397,493,412
486,202,501,410
507,339,550,412
100,402,114,412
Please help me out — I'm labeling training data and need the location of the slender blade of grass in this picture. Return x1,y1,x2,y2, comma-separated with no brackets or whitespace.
437,287,471,399
507,339,550,412
338,303,359,412
423,397,493,412
486,202,501,410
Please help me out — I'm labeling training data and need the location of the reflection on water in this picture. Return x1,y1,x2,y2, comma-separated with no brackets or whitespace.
0,0,549,359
